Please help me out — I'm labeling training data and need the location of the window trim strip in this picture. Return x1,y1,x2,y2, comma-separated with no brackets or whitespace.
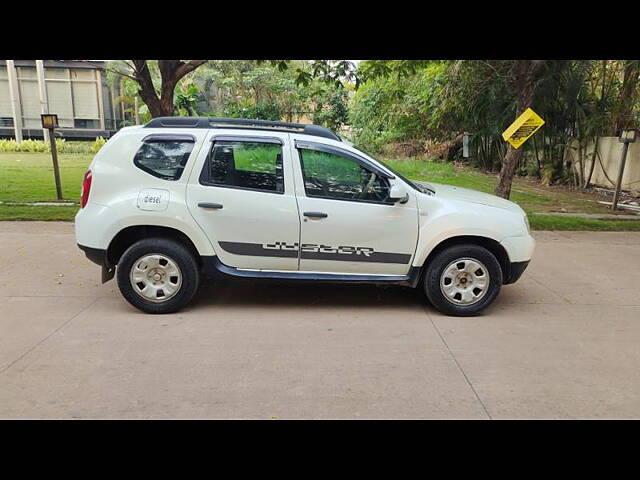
210,135,283,145
142,134,196,143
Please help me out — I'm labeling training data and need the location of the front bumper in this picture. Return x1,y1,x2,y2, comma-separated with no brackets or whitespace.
500,234,534,285
78,244,115,283
504,260,529,284
500,234,536,263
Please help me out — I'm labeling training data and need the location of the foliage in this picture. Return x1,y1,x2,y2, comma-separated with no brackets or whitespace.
0,138,48,153
0,138,97,154
91,137,106,153
223,100,281,120
350,62,453,152
293,60,359,89
196,60,302,120
101,58,639,192
174,81,202,116
351,59,640,189
104,60,355,130
191,61,351,130
311,87,350,132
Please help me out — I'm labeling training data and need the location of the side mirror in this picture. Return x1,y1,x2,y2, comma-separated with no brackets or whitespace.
388,184,409,204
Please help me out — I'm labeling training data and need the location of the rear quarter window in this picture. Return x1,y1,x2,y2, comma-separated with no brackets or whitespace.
134,139,195,180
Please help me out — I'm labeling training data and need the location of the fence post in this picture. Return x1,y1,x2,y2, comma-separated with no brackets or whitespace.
6,60,23,143
611,129,637,211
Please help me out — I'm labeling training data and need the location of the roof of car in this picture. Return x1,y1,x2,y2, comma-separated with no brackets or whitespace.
144,117,341,142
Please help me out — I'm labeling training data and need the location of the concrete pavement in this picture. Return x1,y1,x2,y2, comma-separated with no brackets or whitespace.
1,222,639,419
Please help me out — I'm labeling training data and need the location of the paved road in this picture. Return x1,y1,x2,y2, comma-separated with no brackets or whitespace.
1,222,639,419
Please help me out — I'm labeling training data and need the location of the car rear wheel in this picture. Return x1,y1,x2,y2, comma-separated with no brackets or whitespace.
424,244,502,316
116,237,200,314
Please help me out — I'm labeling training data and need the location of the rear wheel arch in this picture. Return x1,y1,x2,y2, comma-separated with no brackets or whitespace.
421,235,511,283
107,225,201,268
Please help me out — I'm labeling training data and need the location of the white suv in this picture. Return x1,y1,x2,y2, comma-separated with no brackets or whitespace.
75,117,534,316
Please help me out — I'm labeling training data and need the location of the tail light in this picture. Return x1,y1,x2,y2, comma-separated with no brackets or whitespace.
80,170,92,208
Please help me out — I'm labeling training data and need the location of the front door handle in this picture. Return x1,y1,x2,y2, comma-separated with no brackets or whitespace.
303,211,328,219
198,202,223,210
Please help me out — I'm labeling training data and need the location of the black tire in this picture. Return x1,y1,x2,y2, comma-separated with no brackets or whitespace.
116,237,200,314
423,244,502,316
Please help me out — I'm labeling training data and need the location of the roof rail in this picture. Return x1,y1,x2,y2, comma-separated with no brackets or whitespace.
144,117,341,141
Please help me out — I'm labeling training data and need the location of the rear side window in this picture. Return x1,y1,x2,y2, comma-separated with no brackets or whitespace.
134,136,195,180
201,140,284,193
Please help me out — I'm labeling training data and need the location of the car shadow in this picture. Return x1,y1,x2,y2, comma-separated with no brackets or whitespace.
190,277,426,310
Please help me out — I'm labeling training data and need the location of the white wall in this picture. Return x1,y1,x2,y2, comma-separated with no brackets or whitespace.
570,137,640,191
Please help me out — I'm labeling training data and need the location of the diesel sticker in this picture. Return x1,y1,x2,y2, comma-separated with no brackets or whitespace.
137,189,169,211
218,241,411,264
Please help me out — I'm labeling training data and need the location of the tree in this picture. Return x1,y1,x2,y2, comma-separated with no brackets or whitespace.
106,60,358,121
351,59,640,193
350,61,456,153
495,60,546,199
291,60,359,89
311,86,350,131
107,60,207,117
613,60,640,133
189,61,355,128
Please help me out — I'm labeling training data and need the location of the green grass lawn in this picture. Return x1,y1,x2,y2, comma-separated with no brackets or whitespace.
1,151,638,230
0,152,91,202
0,152,92,221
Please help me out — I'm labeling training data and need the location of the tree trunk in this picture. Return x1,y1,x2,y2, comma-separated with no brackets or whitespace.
583,136,599,189
131,60,207,118
495,60,546,199
575,130,585,188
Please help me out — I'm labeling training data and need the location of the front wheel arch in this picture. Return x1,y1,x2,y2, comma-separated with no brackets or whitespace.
420,235,510,285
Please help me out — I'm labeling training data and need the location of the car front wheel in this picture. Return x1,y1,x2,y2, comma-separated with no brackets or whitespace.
116,237,200,314
423,244,502,316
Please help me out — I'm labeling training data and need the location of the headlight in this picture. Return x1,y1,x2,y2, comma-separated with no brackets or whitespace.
524,214,530,234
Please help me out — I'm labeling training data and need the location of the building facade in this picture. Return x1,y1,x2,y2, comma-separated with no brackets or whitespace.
0,60,122,140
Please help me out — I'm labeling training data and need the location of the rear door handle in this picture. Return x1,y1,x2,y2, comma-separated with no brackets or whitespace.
303,211,328,219
198,202,223,210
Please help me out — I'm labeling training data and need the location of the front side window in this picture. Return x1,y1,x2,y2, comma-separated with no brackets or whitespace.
134,140,194,180
298,148,390,203
202,140,284,193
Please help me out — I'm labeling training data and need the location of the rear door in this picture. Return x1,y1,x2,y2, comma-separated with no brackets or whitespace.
186,130,300,271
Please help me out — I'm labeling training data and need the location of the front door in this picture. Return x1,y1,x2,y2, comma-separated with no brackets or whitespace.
293,140,419,275
186,132,300,271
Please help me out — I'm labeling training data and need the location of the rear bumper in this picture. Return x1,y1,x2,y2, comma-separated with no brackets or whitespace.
504,260,529,285
78,244,115,283
78,244,109,267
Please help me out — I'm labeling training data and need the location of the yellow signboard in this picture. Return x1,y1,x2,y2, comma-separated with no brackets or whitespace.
501,108,545,149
